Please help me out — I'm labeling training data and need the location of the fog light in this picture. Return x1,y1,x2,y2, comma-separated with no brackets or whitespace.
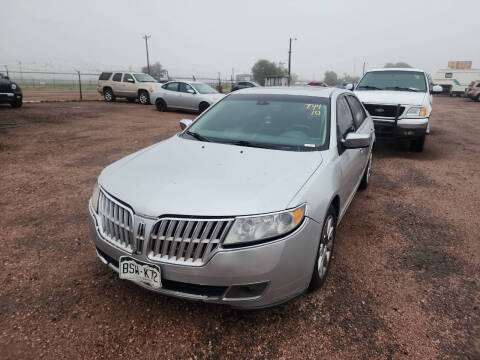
224,282,269,299
405,130,415,136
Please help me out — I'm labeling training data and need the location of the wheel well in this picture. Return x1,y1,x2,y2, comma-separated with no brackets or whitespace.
331,196,340,218
138,89,148,96
156,97,165,104
103,86,112,94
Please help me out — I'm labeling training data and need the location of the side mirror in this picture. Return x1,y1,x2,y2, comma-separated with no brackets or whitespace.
432,85,443,93
345,83,354,91
179,119,193,130
187,89,195,94
342,132,370,149
128,78,135,83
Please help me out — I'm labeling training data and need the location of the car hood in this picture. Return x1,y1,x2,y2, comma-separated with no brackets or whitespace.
99,136,322,217
354,90,427,105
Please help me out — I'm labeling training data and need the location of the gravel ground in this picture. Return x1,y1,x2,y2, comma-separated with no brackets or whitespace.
0,97,479,359
22,90,102,102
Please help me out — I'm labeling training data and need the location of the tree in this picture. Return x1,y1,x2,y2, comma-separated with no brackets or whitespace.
141,62,167,79
339,73,360,84
323,71,338,86
384,62,412,68
251,59,286,86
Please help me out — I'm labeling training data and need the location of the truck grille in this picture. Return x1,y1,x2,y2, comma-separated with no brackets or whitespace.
0,84,12,93
363,104,405,118
98,190,135,253
148,218,233,265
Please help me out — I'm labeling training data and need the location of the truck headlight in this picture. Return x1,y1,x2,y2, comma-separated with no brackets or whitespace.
405,106,427,118
91,182,100,213
223,204,306,245
11,83,17,90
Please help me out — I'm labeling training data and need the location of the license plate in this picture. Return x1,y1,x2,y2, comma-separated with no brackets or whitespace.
119,256,162,289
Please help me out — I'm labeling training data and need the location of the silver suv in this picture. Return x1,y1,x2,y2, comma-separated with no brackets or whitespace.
97,71,158,104
89,87,375,309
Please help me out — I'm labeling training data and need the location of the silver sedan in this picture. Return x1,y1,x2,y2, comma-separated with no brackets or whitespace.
88,86,375,309
150,81,225,113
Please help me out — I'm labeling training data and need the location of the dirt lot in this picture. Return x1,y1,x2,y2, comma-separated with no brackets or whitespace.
0,97,479,359
22,89,102,102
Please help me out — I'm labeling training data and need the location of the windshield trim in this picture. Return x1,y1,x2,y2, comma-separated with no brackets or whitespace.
180,93,331,152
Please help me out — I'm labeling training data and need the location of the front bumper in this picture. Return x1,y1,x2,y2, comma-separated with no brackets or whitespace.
372,117,428,138
88,205,321,309
0,92,21,104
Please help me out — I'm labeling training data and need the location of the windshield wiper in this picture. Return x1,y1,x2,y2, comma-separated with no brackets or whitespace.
222,139,303,151
386,86,419,92
357,85,382,90
185,130,211,142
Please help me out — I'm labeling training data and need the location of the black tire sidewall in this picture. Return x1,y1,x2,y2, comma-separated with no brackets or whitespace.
308,206,337,291
104,89,115,102
155,99,166,111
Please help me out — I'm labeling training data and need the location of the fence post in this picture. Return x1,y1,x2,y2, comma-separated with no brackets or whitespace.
77,71,83,101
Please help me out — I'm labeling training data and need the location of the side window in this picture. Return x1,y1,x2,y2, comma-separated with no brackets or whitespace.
239,82,247,86
336,97,355,139
112,73,122,82
163,82,179,91
179,82,194,93
99,72,112,81
346,96,367,129
123,73,134,83
476,83,480,88
445,73,453,78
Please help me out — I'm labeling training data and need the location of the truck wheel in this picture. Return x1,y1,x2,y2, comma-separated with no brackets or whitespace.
10,99,23,108
308,205,336,291
410,135,425,152
138,90,150,105
476,94,480,102
359,152,372,190
104,88,115,102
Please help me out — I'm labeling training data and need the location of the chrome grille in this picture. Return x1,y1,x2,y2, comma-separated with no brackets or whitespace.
148,218,233,265
98,190,135,253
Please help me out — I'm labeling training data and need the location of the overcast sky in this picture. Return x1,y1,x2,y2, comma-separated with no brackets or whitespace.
1,0,479,80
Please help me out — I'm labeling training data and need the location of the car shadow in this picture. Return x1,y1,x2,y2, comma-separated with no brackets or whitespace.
373,136,442,161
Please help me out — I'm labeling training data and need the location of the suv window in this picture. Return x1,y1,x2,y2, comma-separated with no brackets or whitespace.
123,73,134,83
163,82,179,91
345,96,367,128
99,72,112,81
179,82,194,93
112,73,122,82
476,82,480,88
337,97,355,138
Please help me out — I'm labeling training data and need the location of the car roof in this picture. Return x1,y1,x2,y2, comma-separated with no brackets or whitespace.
234,86,345,97
367,68,425,73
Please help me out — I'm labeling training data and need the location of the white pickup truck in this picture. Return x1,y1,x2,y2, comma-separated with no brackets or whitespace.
349,68,442,152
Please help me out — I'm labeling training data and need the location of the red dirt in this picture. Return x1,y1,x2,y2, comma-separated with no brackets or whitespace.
0,97,479,359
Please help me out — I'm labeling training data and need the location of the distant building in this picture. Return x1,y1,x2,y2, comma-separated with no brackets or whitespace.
265,75,289,87
236,74,254,81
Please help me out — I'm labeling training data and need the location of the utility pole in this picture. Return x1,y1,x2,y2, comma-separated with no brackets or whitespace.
362,61,367,76
142,34,151,74
287,37,297,86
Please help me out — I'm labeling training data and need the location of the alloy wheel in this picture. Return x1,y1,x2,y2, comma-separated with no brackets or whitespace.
318,215,335,279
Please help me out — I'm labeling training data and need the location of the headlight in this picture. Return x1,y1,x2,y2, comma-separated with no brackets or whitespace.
223,204,306,245
91,182,100,213
405,106,427,118
11,83,17,90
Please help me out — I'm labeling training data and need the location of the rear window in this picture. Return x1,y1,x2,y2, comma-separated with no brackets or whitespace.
99,72,112,81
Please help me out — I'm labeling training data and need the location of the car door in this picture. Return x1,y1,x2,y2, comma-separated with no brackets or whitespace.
161,82,180,107
336,95,364,212
122,73,137,98
111,72,123,96
346,94,372,169
178,82,197,110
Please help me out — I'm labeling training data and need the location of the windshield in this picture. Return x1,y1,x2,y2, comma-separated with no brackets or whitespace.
133,73,157,82
357,71,427,92
184,94,330,151
192,83,218,94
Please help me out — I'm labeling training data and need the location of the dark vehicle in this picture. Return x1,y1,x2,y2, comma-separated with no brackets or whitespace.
307,81,329,87
0,73,22,108
231,81,261,92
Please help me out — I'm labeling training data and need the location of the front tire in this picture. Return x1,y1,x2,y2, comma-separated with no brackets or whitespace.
410,135,425,152
138,90,150,105
199,102,210,113
104,88,115,102
10,99,22,108
155,98,167,112
359,151,372,190
475,94,480,102
308,206,336,291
